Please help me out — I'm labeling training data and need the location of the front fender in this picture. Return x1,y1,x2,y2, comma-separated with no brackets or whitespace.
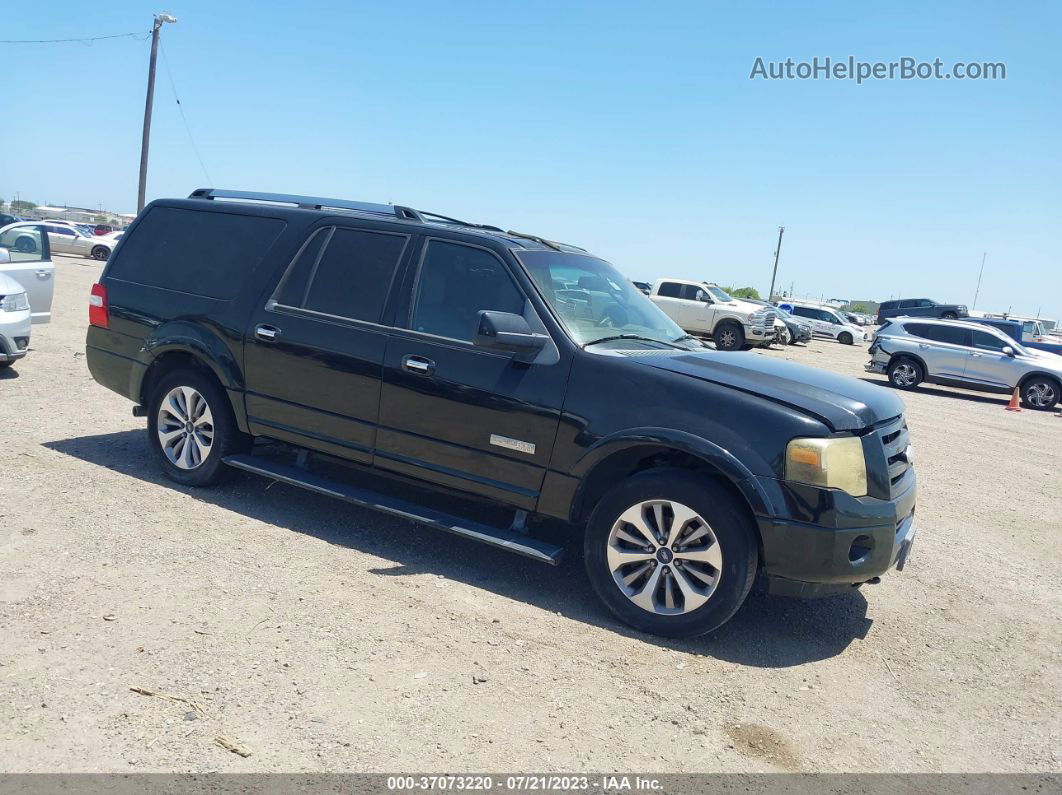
570,427,775,517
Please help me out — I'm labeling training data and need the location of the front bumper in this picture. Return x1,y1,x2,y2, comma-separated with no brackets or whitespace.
754,473,917,598
865,360,887,374
0,312,32,363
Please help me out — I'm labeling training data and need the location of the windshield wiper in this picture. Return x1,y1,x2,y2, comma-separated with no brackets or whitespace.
583,334,684,350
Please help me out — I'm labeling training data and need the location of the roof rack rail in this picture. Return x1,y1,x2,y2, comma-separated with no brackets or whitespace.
187,189,585,251
188,188,424,221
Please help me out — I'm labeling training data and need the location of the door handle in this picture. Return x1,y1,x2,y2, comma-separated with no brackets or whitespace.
402,354,435,376
970,353,982,357
35,269,51,279
918,343,930,349
255,324,281,342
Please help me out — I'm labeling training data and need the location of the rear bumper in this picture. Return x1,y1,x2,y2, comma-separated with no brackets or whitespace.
754,474,917,596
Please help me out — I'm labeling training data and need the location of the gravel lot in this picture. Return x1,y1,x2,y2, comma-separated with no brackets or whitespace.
1,254,1060,773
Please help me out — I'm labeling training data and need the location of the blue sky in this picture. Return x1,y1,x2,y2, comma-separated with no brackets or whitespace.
4,1,1059,318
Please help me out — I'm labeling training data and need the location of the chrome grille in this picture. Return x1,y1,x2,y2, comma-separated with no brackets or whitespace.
764,311,777,326
877,415,912,495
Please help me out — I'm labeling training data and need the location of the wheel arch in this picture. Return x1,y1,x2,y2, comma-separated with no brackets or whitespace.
137,334,248,432
887,350,927,374
1018,370,1062,392
568,429,773,533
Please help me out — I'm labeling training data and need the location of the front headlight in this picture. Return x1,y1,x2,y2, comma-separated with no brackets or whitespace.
0,292,29,312
785,436,867,497
749,310,767,324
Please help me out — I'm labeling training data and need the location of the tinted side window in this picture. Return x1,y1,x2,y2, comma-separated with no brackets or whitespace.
410,241,524,341
0,225,50,263
657,282,682,298
301,228,407,322
680,284,706,301
109,207,286,299
971,329,1009,351
791,306,811,318
907,323,968,345
274,228,328,307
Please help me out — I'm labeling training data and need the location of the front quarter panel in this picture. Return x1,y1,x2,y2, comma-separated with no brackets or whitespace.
551,352,829,517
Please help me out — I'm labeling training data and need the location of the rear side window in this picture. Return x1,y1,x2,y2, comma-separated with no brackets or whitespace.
906,323,968,345
657,282,682,298
303,228,408,322
109,207,285,299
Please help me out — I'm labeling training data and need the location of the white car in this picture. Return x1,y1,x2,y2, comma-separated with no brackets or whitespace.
1,220,115,261
780,302,868,345
0,224,55,324
0,269,31,369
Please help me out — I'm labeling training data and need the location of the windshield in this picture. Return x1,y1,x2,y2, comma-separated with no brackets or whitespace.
704,285,733,302
516,250,697,348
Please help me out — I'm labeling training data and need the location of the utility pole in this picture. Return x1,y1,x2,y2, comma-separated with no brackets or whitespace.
767,226,785,302
137,13,177,213
972,251,986,310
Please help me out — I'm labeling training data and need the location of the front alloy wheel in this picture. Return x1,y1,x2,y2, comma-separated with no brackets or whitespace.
607,500,723,615
584,470,758,638
157,386,214,469
1022,379,1059,410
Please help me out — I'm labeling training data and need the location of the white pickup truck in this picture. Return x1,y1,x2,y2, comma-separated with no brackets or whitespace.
649,279,777,351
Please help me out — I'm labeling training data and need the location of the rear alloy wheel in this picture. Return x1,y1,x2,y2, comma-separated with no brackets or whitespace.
1021,378,1060,410
941,312,958,320
148,368,250,486
888,357,923,390
713,323,745,352
91,246,110,260
838,332,854,345
584,470,757,638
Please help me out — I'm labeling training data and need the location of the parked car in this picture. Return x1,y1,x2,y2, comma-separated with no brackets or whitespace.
867,317,1062,409
0,224,54,323
631,280,651,295
0,267,31,369
743,298,807,345
0,220,115,261
962,317,1062,357
0,213,24,227
780,302,867,345
85,188,917,638
649,279,777,350
876,298,968,324
94,224,115,236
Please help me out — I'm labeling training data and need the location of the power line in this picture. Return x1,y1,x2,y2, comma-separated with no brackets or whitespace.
159,40,214,185
0,30,151,45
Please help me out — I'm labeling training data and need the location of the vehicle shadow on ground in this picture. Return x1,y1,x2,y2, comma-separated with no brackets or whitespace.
0,367,20,380
858,377,1008,407
44,429,874,668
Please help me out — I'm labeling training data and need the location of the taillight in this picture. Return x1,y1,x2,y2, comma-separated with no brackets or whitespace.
89,282,109,329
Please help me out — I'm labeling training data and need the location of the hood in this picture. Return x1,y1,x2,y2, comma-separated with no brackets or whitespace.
0,271,26,295
644,351,904,431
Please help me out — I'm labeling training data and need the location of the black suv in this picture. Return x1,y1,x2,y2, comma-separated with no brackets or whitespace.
86,189,917,637
877,298,968,324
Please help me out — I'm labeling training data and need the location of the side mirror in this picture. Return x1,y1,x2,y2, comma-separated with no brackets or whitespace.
1002,346,1015,357
474,311,548,357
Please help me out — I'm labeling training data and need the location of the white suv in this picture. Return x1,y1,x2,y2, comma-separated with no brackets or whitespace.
781,302,868,345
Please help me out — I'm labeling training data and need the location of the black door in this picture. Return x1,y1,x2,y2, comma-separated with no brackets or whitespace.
243,224,411,463
376,238,570,510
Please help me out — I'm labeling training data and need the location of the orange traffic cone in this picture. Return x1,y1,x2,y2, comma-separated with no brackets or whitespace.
1005,387,1022,412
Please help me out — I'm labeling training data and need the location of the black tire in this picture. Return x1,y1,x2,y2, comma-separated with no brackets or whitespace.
1020,376,1060,411
887,357,923,390
147,368,251,486
91,245,110,260
583,469,758,638
14,236,36,253
838,332,854,345
713,323,745,352
941,312,958,320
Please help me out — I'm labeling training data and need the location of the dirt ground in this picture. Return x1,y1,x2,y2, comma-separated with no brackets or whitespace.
1,254,1059,773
